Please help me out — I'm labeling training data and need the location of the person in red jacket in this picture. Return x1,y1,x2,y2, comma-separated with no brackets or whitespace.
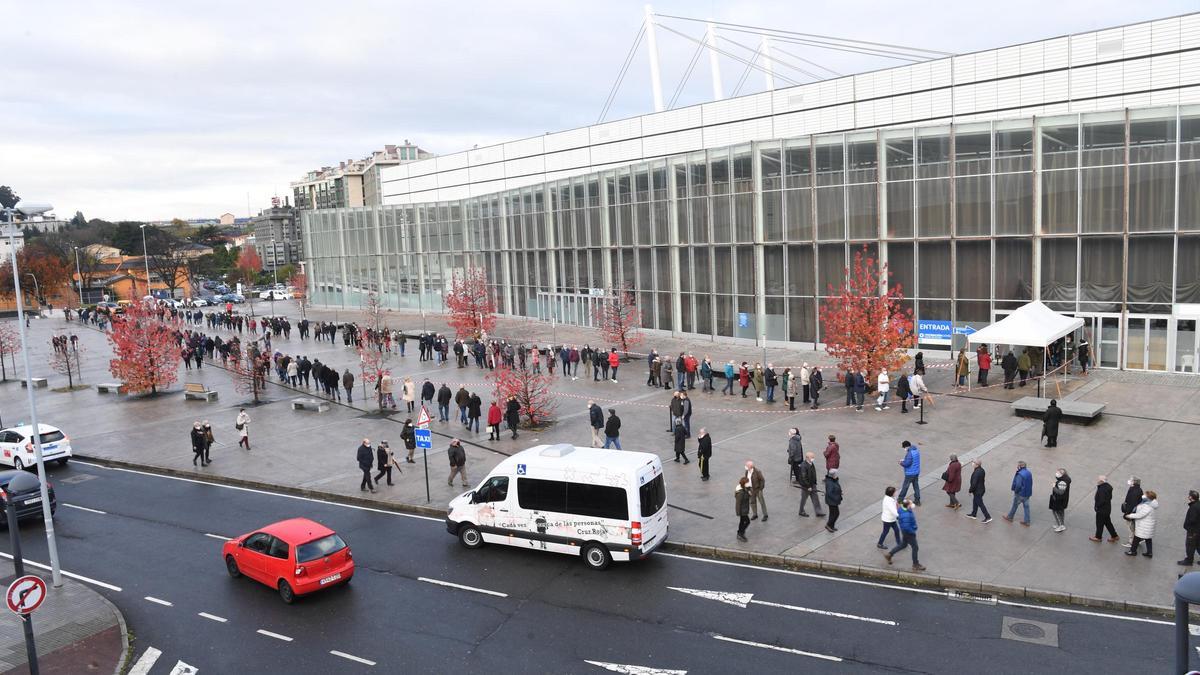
738,362,751,397
977,346,992,387
486,401,503,441
824,435,840,472
607,348,620,382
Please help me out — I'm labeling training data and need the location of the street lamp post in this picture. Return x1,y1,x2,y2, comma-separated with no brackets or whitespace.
23,273,39,309
139,224,151,299
2,202,63,588
72,247,84,306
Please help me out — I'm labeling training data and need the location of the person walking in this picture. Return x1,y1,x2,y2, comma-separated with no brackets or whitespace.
721,360,735,396
787,429,804,484
588,400,604,447
1001,350,1018,389
202,421,215,465
1090,475,1120,543
1017,349,1032,386
342,368,355,403
607,348,620,382
824,435,840,472
1178,490,1200,566
977,347,991,387
1049,468,1072,532
446,439,468,488
897,441,921,505
942,454,962,509
505,396,521,439
878,486,902,548
1124,490,1159,558
809,365,823,409
735,477,752,542
455,386,471,426
1042,400,1063,447
236,408,251,450
785,367,799,410
681,391,693,438
437,383,452,422
357,438,376,493
672,418,689,464
746,461,767,521
402,377,416,413
190,422,206,467
884,499,925,571
738,362,751,398
400,419,417,463
955,349,969,389
487,401,503,442
797,452,824,518
602,408,622,450
1002,461,1034,526
874,370,890,410
696,429,712,481
374,441,395,487
965,460,991,522
1121,476,1144,545
824,469,843,532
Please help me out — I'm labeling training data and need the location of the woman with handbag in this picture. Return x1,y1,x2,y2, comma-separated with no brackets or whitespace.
235,409,251,450
942,454,962,509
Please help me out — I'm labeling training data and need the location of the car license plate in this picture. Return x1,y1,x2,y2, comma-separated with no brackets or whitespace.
43,444,56,451
24,497,40,505
319,573,341,586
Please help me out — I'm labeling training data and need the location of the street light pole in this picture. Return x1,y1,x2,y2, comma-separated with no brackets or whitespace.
72,247,83,306
23,274,39,309
139,224,151,298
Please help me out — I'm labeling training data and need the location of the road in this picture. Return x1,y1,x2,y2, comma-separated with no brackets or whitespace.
0,460,1191,674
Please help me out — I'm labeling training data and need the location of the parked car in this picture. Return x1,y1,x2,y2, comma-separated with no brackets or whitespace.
0,424,72,470
222,518,354,604
259,289,293,301
218,293,245,304
0,470,56,528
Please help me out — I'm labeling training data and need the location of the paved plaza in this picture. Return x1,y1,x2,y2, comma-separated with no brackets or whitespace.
8,301,1200,611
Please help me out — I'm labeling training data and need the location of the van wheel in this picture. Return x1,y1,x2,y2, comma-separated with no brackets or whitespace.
582,542,611,571
458,524,483,549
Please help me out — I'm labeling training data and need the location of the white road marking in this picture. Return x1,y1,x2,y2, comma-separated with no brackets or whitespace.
995,599,1178,628
0,552,122,591
61,502,107,514
204,533,231,541
168,661,199,675
658,552,944,596
668,587,752,607
128,647,162,675
330,650,376,666
198,612,227,623
711,634,842,662
1193,624,1200,636
584,660,687,674
73,460,441,522
144,596,173,606
257,629,293,642
668,586,896,625
418,576,507,597
752,598,898,626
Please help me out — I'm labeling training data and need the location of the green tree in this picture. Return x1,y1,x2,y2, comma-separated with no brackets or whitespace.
0,186,19,211
69,211,87,228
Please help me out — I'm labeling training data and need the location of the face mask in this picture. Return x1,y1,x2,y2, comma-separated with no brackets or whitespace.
1055,472,1063,478
1128,480,1134,487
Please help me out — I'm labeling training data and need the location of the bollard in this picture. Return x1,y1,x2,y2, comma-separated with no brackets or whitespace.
1174,572,1200,674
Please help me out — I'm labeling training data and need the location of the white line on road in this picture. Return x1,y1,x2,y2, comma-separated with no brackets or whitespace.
198,612,227,623
658,552,944,597
0,552,122,592
73,460,442,522
418,576,507,597
330,650,376,666
61,502,107,514
144,596,173,606
129,647,162,675
585,660,687,674
711,634,842,662
168,661,199,675
204,533,231,541
751,598,897,626
996,599,1177,628
257,629,293,642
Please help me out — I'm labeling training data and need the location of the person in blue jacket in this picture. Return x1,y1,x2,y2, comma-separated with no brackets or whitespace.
1003,460,1034,526
853,369,867,411
721,361,736,396
884,499,925,571
897,441,922,506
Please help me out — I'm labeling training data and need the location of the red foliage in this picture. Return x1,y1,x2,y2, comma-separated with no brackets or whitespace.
593,283,644,356
228,339,269,403
288,271,307,300
818,245,915,376
444,267,497,339
487,363,557,427
107,300,181,394
0,243,72,303
0,322,20,381
237,245,263,273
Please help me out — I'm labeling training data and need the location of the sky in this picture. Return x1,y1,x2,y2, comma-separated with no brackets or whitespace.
2,0,1195,222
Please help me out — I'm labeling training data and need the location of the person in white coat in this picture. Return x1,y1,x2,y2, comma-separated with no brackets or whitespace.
799,364,811,404
877,486,902,549
235,409,251,450
1124,490,1159,558
402,377,416,413
875,371,891,411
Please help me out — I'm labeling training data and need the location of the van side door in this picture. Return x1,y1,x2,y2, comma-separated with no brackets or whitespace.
473,476,512,536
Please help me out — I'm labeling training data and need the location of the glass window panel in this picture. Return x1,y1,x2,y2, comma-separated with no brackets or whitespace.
847,184,877,240
1129,116,1176,163
690,197,709,242
1082,121,1126,167
1182,162,1200,230
955,240,990,299
676,200,689,245
1078,236,1123,307
955,175,990,236
1127,236,1173,305
734,194,754,242
784,141,812,189
995,172,1033,235
956,300,991,325
954,131,991,175
639,291,654,328
655,248,670,291
652,165,668,201
657,293,672,331
817,244,844,295
815,138,844,186
917,241,950,297
674,164,688,199
1040,238,1077,303
886,242,914,299
712,195,731,243
917,179,951,237
763,190,783,241
761,147,783,191
1041,170,1078,234
714,295,734,337
710,150,730,195
886,181,914,238
994,239,1033,300
689,155,708,197
680,293,693,333
917,131,951,179
787,245,814,295
1041,122,1079,170
785,189,813,241
788,297,816,343
816,186,845,240
763,246,784,295
653,201,669,245
1129,162,1175,232
693,247,711,293
736,296,757,339
1182,114,1200,160
694,294,712,335
1178,235,1200,303
846,140,877,184
735,246,755,295
1081,167,1124,233
713,247,731,293
885,133,915,181
732,147,753,193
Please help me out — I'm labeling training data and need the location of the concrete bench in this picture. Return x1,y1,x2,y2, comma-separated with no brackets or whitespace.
96,382,127,394
21,378,47,389
183,382,218,402
1011,396,1105,422
291,398,330,413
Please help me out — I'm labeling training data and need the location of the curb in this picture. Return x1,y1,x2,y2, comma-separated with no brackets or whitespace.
77,454,1198,621
94,588,131,675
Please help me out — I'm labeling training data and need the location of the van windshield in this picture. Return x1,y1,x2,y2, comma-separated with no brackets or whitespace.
639,475,666,517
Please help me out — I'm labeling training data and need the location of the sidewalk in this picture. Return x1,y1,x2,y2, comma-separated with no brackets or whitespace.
0,561,127,675
14,306,1200,614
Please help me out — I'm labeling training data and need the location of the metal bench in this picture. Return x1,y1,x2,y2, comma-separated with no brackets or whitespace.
1011,396,1105,422
291,398,330,413
21,378,47,389
183,382,218,402
96,382,127,394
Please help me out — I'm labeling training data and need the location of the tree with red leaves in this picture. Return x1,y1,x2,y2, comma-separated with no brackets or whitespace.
487,362,557,428
0,322,20,381
49,335,85,389
357,294,393,410
445,267,496,339
288,270,307,300
593,283,644,357
818,245,915,376
0,243,72,306
107,300,181,394
228,338,269,404
232,245,263,286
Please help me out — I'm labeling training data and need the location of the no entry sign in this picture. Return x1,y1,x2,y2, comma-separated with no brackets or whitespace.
6,575,47,615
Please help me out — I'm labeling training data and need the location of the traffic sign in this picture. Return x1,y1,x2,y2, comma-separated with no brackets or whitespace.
6,575,47,615
414,428,432,450
416,406,431,428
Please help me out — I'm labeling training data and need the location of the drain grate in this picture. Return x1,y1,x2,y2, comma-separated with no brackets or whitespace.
1001,616,1059,647
947,590,997,605
1009,622,1046,639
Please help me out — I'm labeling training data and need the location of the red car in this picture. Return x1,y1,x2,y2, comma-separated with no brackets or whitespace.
222,518,354,603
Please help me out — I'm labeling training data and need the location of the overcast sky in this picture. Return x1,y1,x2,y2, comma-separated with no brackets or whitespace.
2,0,1194,221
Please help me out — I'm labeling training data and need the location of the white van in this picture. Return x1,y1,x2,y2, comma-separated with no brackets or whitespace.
446,444,668,570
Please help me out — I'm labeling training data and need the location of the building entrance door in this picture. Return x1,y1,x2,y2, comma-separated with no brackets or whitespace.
1175,319,1198,373
1073,314,1120,370
1125,315,1169,371
536,292,605,329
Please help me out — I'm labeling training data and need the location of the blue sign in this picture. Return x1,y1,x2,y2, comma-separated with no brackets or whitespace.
517,463,526,476
954,324,977,337
918,319,952,345
413,428,432,450
737,312,750,328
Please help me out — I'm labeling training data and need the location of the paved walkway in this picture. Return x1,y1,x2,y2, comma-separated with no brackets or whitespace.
10,305,1200,611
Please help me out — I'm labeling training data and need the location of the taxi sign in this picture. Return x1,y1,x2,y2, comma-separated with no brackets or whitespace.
414,428,432,450
6,575,47,615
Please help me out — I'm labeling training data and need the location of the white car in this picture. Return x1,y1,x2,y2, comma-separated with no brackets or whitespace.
0,424,73,470
259,289,293,301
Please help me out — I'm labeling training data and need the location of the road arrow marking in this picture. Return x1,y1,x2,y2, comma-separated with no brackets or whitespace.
669,586,897,626
128,648,161,675
168,661,199,675
712,634,842,662
584,660,687,674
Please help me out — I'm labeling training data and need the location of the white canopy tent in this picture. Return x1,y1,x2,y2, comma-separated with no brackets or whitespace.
965,301,1085,393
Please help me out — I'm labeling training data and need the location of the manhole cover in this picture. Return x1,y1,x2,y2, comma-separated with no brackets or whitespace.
1009,622,1046,639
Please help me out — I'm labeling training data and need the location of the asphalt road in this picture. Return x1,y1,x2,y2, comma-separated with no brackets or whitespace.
0,460,1193,674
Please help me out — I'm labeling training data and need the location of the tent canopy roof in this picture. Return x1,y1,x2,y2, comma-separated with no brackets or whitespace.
966,301,1084,348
